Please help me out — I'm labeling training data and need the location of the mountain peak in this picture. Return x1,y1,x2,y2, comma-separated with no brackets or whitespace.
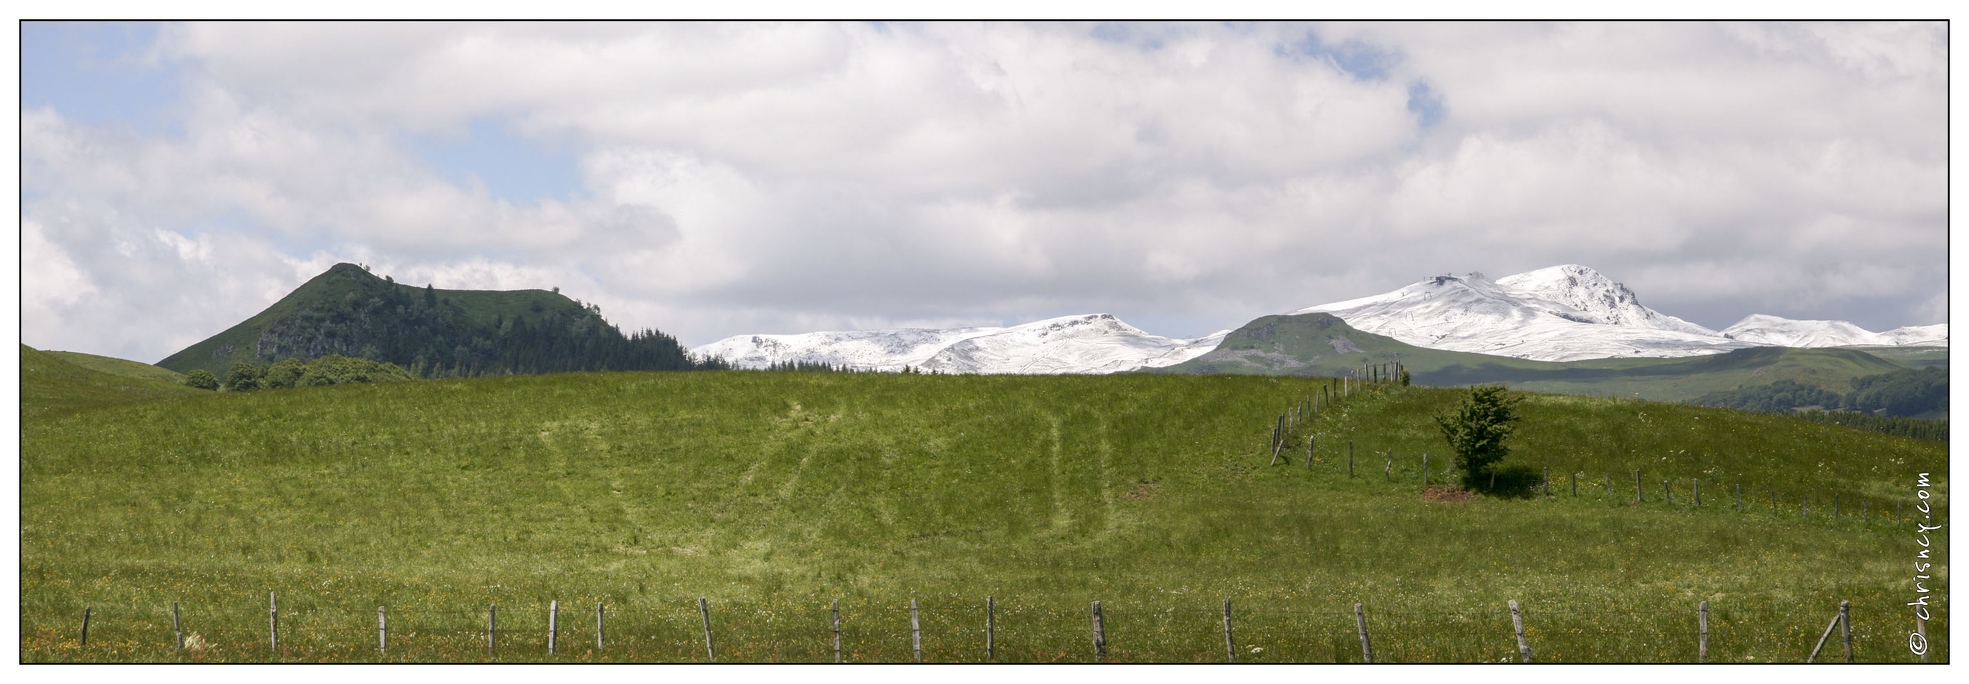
1294,264,1742,361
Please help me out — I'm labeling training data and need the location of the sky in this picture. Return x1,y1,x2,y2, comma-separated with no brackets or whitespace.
17,20,1951,363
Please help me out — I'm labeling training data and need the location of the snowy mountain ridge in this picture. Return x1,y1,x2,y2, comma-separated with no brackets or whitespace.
1721,314,1948,348
693,264,1944,373
694,313,1229,375
1294,264,1945,362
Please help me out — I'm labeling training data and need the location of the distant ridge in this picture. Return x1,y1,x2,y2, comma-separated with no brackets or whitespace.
158,263,719,378
693,313,1228,374
1721,314,1948,348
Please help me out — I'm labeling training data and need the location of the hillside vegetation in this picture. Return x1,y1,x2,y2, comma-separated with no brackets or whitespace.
1694,366,1947,419
20,345,202,419
21,370,1947,662
156,263,718,378
45,349,187,384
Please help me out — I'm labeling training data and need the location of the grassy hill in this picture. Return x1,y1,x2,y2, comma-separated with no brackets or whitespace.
20,370,1947,662
1157,313,1937,405
156,263,584,377
20,344,203,419
45,349,187,384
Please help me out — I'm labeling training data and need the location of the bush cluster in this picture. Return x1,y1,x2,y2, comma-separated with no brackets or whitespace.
221,355,415,392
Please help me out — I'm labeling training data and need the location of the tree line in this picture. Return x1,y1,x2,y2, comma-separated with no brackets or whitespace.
1691,366,1945,418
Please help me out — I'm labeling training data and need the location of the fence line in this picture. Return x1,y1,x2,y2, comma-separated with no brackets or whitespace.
36,595,1929,663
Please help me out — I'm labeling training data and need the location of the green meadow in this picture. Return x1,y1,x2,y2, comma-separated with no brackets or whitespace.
19,354,1949,662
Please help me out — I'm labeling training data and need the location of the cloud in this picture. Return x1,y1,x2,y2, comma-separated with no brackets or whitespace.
19,21,1948,364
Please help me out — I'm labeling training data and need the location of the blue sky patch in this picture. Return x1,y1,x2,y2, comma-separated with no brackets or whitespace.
1406,81,1446,129
21,21,183,135
1276,30,1399,82
404,119,585,204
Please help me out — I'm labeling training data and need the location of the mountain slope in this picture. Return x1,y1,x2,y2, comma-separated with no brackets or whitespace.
158,263,712,378
1155,312,1925,404
1292,265,1754,362
694,313,1228,374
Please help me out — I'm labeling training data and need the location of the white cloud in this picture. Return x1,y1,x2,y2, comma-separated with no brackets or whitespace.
19,21,1948,362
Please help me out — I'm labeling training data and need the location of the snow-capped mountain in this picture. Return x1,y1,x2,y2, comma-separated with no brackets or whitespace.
693,314,1230,374
1292,264,1946,362
1292,265,1754,362
692,326,1003,371
1721,315,1949,348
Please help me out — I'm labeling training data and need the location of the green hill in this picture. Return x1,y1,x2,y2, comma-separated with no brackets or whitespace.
1157,313,1933,405
156,263,715,378
20,371,1947,662
20,344,203,419
45,349,187,384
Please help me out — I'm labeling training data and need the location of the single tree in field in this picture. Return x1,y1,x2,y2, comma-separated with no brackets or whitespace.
1434,384,1520,489
183,369,220,390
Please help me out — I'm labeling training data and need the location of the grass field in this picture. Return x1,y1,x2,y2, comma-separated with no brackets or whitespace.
19,368,1949,662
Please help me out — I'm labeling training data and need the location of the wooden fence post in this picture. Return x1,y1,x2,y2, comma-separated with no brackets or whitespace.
911,599,922,662
699,598,714,662
1571,471,1577,497
1664,481,1671,505
1223,598,1235,662
1422,453,1428,487
1307,436,1316,470
1348,442,1354,478
1635,470,1643,503
1840,600,1852,663
1354,603,1373,663
1698,600,1709,663
1508,600,1533,662
1543,468,1550,497
81,607,90,647
378,606,387,653
986,596,995,663
1802,495,1808,519
597,602,605,651
1807,603,1842,662
1090,601,1107,660
269,591,279,652
1735,483,1742,512
832,599,842,663
489,604,496,651
1384,448,1393,482
548,600,558,654
174,602,183,650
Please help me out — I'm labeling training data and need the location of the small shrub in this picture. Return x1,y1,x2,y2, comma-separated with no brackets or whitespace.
1434,384,1521,491
183,369,219,391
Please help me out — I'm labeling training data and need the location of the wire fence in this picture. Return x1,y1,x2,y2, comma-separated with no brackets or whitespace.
23,595,1946,663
